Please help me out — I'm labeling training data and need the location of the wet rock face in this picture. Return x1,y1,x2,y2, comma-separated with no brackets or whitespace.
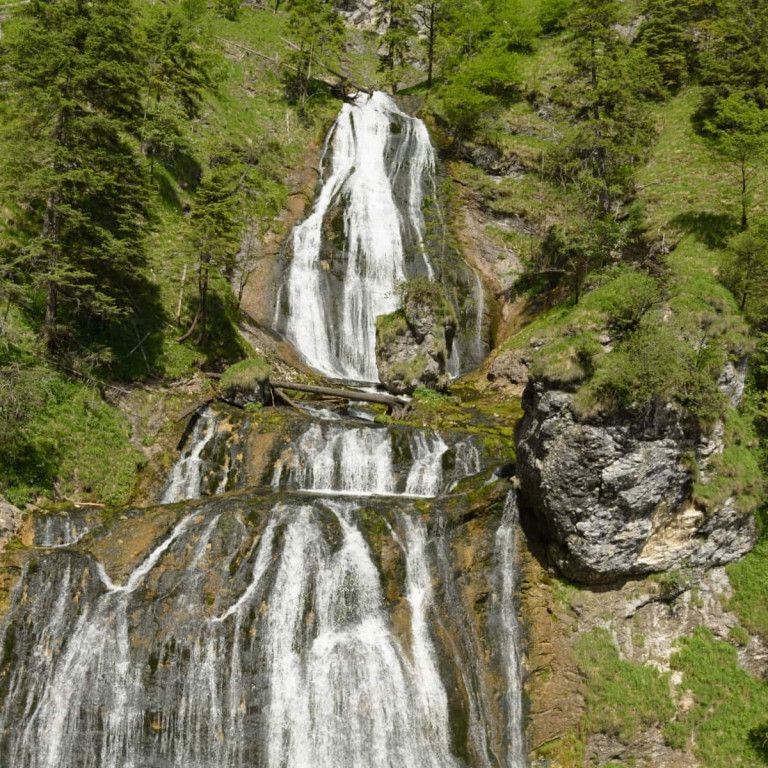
516,381,756,584
376,290,456,395
0,481,519,768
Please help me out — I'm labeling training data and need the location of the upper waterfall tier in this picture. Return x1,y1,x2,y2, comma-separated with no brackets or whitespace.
279,92,440,383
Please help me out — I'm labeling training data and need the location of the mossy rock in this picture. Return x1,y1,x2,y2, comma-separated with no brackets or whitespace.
219,357,272,407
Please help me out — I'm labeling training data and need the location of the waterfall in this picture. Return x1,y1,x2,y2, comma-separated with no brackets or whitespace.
162,408,246,504
271,419,475,497
496,493,527,768
281,91,439,382
0,97,527,768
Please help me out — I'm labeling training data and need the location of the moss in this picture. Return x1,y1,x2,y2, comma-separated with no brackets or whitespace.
220,356,271,392
375,309,409,346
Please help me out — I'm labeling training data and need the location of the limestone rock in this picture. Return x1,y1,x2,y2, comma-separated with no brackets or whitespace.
516,381,756,584
335,0,379,29
375,282,456,395
0,497,22,554
486,349,530,395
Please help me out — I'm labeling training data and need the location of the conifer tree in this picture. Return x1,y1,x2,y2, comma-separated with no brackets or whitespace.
565,0,623,119
180,156,243,343
636,0,696,94
285,0,344,103
0,0,149,357
375,0,416,93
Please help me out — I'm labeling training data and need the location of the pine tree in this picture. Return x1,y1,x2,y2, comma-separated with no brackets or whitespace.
705,94,768,230
375,0,416,93
285,0,344,103
636,0,696,94
143,0,215,121
700,0,768,110
721,220,768,320
414,1,443,88
565,0,623,119
180,156,243,344
0,0,149,357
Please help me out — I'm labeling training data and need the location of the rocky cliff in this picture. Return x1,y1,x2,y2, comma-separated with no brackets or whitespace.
516,380,756,584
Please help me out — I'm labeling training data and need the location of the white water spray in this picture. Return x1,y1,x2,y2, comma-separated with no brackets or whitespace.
284,92,439,382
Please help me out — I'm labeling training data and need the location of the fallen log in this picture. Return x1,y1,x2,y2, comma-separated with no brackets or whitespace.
270,379,408,408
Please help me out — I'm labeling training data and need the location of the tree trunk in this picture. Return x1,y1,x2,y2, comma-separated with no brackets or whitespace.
42,195,60,354
427,3,436,89
741,160,748,231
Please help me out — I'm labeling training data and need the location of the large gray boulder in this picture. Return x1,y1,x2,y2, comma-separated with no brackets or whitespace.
516,381,756,584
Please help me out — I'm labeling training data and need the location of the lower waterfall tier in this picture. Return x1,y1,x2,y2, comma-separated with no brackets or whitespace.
0,483,525,768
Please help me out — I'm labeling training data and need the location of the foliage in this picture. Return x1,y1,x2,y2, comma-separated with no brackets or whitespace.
431,0,540,136
727,535,768,641
575,314,728,422
574,628,675,743
0,0,153,359
375,0,416,92
220,356,272,391
703,94,768,230
694,408,764,514
699,0,768,110
720,220,768,322
749,721,768,762
181,154,244,344
285,0,344,103
530,333,601,388
666,628,768,767
0,369,141,506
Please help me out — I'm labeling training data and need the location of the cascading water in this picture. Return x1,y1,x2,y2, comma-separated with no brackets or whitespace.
277,91,447,382
0,96,526,768
496,493,528,768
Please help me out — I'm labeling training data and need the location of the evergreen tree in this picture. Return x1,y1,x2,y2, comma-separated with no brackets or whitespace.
721,221,768,321
414,1,443,88
217,0,241,21
180,156,243,344
0,0,149,357
375,0,416,93
705,93,768,230
143,0,215,120
700,0,768,110
636,0,697,94
285,0,344,103
564,0,623,120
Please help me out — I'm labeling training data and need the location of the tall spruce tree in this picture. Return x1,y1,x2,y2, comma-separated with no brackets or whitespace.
375,0,416,93
285,0,344,103
0,0,149,357
180,156,242,344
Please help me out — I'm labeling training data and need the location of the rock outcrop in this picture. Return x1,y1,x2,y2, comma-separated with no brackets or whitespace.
375,280,456,395
516,381,756,584
0,498,22,555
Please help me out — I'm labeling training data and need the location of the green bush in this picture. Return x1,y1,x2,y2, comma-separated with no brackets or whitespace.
530,333,602,388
